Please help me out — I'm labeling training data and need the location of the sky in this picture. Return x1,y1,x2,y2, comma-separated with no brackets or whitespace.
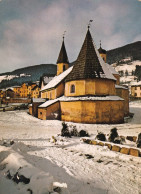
0,0,141,73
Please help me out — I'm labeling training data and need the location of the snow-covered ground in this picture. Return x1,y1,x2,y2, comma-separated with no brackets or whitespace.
0,101,141,194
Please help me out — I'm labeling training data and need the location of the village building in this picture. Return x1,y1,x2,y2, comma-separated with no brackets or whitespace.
0,89,6,98
6,89,15,98
27,83,37,97
20,83,28,98
13,83,40,98
29,98,46,117
13,86,21,97
131,82,141,98
31,85,40,98
38,27,129,124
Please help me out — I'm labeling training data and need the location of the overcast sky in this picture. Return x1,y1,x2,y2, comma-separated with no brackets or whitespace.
0,0,141,73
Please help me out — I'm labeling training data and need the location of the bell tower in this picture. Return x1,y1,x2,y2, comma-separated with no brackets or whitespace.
98,40,107,63
56,34,69,76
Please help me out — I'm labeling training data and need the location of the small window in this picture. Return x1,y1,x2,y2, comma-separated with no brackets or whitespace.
63,65,66,71
70,84,75,93
40,112,42,115
135,87,137,90
134,93,137,97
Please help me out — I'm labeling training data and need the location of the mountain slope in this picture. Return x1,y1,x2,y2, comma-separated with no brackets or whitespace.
0,64,57,89
107,41,141,64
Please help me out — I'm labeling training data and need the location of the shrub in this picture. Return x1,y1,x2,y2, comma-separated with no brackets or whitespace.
137,133,141,148
79,130,89,137
96,132,106,141
70,126,79,137
108,128,118,142
61,122,71,137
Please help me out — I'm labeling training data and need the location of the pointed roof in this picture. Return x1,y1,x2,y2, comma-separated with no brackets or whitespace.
57,39,69,64
65,28,116,82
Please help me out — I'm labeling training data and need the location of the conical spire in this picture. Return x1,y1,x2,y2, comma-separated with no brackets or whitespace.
66,28,105,81
57,39,69,64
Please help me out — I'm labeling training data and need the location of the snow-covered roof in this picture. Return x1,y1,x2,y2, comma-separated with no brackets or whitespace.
106,64,119,75
39,95,124,108
94,45,117,81
32,98,46,103
41,66,73,91
130,81,141,87
39,98,59,108
115,85,128,90
59,95,124,101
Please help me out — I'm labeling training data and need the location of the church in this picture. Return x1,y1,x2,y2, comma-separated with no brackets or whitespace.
36,26,129,124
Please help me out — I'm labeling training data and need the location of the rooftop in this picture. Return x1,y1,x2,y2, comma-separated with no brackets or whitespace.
57,39,69,64
41,66,73,91
65,29,116,82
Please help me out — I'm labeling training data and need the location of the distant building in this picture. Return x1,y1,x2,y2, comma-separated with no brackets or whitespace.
0,89,6,98
38,27,129,124
13,86,21,97
131,82,141,98
31,85,40,98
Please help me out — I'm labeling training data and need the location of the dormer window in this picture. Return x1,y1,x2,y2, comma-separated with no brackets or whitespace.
70,84,75,93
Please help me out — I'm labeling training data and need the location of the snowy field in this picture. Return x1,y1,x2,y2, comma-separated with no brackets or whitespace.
0,101,141,194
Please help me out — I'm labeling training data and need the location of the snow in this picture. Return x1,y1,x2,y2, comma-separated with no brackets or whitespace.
0,74,31,84
0,101,141,194
115,85,128,89
131,81,141,86
0,75,19,83
39,98,59,108
93,43,116,81
106,63,119,75
32,98,46,103
41,66,73,91
115,60,141,74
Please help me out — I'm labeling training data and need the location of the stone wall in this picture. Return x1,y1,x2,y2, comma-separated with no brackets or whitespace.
83,139,141,157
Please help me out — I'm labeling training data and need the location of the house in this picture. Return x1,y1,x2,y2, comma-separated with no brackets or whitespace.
0,89,6,98
28,83,37,98
31,85,40,98
6,89,15,98
20,83,28,98
29,98,46,117
131,82,141,98
38,27,129,124
13,86,21,97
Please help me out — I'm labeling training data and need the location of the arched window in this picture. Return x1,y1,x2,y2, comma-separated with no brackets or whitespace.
70,84,75,93
63,65,66,71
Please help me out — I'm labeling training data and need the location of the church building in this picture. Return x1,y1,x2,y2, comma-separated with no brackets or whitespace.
37,26,129,124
